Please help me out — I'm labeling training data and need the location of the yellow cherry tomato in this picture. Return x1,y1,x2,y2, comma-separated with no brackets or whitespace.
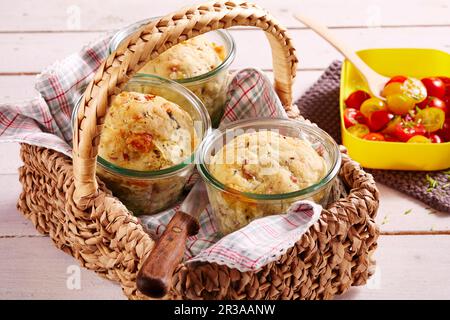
347,124,370,138
360,97,387,118
381,82,403,98
407,135,431,143
386,93,416,115
401,78,427,103
415,107,446,132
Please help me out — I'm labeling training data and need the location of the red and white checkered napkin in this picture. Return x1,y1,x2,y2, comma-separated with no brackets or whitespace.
0,33,322,272
185,201,321,271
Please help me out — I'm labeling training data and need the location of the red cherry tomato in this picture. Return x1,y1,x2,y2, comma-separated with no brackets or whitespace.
363,133,385,141
436,118,450,142
344,108,366,128
421,77,446,99
382,116,402,135
426,133,442,143
369,110,394,132
345,90,371,110
417,96,446,112
443,96,450,117
384,135,400,142
392,121,426,142
438,76,450,96
417,96,447,113
385,75,408,87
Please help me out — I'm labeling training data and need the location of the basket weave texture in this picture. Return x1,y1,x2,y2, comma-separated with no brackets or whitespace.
16,1,379,300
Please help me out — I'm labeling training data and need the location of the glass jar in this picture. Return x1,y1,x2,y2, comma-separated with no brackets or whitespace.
109,19,236,127
72,76,211,215
196,118,341,235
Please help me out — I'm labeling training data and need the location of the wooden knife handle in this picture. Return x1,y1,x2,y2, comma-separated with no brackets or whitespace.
136,211,200,298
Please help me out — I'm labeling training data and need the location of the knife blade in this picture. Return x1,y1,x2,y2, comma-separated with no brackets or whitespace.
179,179,208,221
136,180,209,298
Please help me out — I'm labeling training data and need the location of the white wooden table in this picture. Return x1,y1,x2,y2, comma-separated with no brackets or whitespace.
1,0,450,299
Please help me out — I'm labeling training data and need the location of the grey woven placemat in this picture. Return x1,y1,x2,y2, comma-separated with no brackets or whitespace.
296,61,450,213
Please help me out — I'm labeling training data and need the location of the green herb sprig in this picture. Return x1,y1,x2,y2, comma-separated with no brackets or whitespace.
426,174,438,192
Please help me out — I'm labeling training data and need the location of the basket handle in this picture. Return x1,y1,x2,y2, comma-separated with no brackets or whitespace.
72,0,298,208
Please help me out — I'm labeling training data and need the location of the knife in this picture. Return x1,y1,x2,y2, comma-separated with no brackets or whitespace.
136,180,209,298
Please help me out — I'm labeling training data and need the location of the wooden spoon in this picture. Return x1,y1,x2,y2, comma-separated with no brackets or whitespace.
294,13,389,99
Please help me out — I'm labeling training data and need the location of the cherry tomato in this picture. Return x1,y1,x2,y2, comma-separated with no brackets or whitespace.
369,110,394,131
382,116,402,135
381,82,403,98
438,76,450,96
431,98,447,114
417,96,447,114
347,124,370,138
344,108,366,128
363,133,385,141
443,96,450,117
386,93,416,115
436,118,450,142
345,90,371,110
384,135,400,142
415,107,446,132
402,77,427,103
407,135,431,143
385,75,407,86
426,133,442,143
392,121,426,142
382,78,424,114
421,77,446,99
360,97,387,118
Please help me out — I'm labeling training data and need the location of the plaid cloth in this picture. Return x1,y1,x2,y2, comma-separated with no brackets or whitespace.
187,201,321,270
0,33,322,272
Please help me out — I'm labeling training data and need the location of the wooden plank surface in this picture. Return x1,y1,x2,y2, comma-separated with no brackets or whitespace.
0,174,35,237
377,184,450,233
2,27,450,73
0,0,449,32
0,76,37,103
0,144,22,174
0,32,103,73
0,237,124,299
337,235,450,299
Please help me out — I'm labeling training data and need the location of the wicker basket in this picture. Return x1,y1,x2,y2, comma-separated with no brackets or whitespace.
17,1,379,300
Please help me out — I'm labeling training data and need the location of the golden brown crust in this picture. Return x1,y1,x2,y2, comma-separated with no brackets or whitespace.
210,131,327,194
139,36,225,80
98,91,197,171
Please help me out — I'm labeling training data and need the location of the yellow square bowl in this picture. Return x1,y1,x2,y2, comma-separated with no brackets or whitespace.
340,48,450,171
